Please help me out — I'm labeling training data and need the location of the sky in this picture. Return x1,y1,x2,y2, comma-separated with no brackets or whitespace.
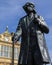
0,0,52,63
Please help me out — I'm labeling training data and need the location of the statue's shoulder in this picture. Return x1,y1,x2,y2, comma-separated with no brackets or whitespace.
19,15,27,24
37,15,44,21
21,15,27,20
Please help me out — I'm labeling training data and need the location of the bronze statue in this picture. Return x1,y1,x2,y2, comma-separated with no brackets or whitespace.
12,2,51,65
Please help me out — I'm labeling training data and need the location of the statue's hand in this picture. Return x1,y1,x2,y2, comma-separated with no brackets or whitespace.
34,18,39,24
34,15,43,24
12,34,18,43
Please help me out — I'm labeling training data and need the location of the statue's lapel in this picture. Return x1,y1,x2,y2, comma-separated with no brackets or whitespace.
23,16,28,30
24,16,33,30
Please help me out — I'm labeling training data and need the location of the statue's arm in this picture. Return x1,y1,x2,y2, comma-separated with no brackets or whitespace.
12,19,22,42
37,16,49,34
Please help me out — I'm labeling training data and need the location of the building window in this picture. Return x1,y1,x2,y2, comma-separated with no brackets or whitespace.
0,45,19,59
0,45,2,56
14,47,19,59
8,46,12,58
3,45,8,57
0,45,12,58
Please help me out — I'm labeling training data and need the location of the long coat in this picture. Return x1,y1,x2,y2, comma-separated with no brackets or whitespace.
15,15,50,65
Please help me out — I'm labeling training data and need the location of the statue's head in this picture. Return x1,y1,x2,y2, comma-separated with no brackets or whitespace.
23,2,36,14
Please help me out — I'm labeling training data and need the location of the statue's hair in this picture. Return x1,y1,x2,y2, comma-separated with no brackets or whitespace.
23,2,36,14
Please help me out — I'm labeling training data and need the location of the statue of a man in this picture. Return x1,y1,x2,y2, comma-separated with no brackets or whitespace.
12,2,50,65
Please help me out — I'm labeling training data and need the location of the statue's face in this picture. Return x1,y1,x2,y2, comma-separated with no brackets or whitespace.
26,5,34,13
